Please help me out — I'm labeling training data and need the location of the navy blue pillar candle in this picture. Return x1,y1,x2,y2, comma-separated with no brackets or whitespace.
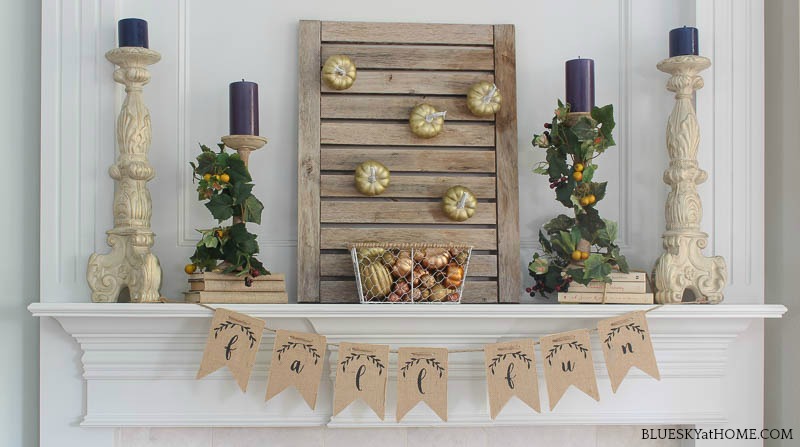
565,58,595,113
669,26,699,57
118,18,149,48
229,80,259,136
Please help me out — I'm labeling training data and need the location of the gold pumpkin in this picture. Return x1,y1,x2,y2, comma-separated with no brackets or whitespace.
322,55,357,90
360,262,392,299
466,81,502,117
409,104,446,138
442,185,478,222
354,160,390,196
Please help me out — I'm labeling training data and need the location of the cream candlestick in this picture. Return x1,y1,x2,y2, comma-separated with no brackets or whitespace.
87,47,162,302
653,55,727,304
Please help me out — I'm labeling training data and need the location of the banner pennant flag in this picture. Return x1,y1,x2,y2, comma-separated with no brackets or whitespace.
196,308,266,392
540,329,599,410
333,342,390,420
265,330,327,409
598,311,660,392
396,347,448,422
484,339,540,419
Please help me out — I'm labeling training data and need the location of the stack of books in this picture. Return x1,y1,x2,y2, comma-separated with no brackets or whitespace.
558,271,653,304
185,272,288,304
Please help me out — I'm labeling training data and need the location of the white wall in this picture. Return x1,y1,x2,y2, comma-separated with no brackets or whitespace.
0,0,40,446
764,0,800,444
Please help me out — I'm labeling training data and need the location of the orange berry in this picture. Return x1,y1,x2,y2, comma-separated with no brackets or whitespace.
220,173,230,183
573,171,583,181
588,194,596,204
203,173,211,181
580,197,590,207
184,263,197,274
571,250,583,261
581,251,590,260
574,163,584,172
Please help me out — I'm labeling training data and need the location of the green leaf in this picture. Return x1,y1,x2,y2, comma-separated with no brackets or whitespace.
571,117,596,141
591,104,615,134
597,219,618,245
583,254,612,281
582,163,596,182
538,230,553,253
576,206,605,239
230,182,254,206
242,195,264,224
206,194,234,222
546,147,569,179
555,177,576,208
543,215,575,235
591,182,608,202
567,267,589,285
532,161,549,175
227,155,252,184
615,254,630,273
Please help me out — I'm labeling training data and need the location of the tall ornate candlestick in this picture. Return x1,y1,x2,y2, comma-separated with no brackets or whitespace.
87,47,162,302
653,55,727,304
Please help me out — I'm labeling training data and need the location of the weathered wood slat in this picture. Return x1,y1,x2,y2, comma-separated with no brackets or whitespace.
320,22,494,45
321,95,494,121
297,21,322,303
320,253,498,277
320,228,497,250
320,280,498,303
321,147,496,173
321,174,496,198
321,201,497,225
321,71,494,95
321,44,494,71
321,122,495,147
493,25,521,303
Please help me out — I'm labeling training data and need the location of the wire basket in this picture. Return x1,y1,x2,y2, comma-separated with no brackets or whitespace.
350,243,472,304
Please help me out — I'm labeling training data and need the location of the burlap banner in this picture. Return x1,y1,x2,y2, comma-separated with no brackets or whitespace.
196,308,266,392
396,347,448,422
540,329,599,410
333,342,390,420
598,311,660,392
265,330,327,409
484,339,540,419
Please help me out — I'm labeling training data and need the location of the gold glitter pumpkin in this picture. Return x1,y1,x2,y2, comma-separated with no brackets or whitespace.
322,55,357,90
466,81,502,117
409,103,446,138
353,160,390,196
441,185,477,222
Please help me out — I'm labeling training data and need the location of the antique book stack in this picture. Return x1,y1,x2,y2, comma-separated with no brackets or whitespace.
558,271,653,304
185,272,288,304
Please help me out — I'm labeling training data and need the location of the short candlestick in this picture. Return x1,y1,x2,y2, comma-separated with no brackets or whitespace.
221,134,267,225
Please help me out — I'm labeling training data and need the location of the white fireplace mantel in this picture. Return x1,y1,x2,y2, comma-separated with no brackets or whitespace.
30,303,785,428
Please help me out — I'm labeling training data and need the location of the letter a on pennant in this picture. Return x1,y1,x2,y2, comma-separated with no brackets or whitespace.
484,339,540,419
196,308,266,392
333,342,390,420
265,330,327,409
598,311,660,392
396,347,448,422
540,329,599,410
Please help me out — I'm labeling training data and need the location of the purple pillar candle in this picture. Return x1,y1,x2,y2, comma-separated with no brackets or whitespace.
565,58,595,113
229,80,259,136
118,18,149,48
669,26,699,57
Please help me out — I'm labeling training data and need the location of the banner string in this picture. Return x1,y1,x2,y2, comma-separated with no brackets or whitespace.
158,297,719,354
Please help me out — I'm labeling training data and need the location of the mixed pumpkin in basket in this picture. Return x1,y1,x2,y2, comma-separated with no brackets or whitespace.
353,246,471,303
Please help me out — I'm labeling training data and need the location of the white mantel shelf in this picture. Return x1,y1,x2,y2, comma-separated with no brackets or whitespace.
30,303,785,428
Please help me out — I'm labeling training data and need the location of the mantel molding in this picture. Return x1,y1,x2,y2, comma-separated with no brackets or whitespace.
30,303,785,428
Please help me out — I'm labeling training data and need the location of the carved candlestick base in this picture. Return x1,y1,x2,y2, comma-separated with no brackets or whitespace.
87,47,162,302
653,55,727,304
